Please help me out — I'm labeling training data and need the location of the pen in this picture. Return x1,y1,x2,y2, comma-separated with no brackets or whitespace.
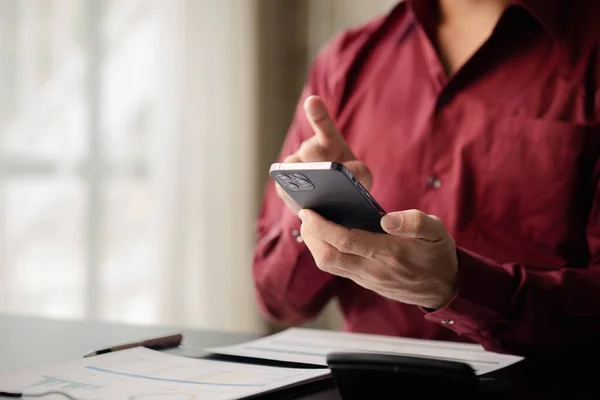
83,333,183,357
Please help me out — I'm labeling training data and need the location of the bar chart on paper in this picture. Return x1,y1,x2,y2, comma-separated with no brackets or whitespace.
27,375,105,391
0,347,329,400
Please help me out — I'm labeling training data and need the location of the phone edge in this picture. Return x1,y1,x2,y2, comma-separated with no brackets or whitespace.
269,161,386,215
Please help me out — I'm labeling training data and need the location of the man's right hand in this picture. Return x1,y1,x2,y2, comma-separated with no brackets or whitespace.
276,95,373,215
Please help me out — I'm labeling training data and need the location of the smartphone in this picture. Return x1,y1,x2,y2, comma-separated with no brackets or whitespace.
326,352,482,399
269,161,386,233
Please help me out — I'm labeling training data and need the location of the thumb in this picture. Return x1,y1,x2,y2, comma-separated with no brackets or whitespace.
304,95,353,160
380,210,446,241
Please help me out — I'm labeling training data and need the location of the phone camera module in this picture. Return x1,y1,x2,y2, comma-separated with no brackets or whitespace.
276,174,291,182
277,172,313,191
294,178,311,186
292,175,314,190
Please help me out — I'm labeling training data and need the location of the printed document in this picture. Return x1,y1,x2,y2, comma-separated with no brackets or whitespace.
0,347,329,400
206,328,523,376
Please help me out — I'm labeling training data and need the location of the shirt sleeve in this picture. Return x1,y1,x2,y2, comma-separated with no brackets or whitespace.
252,43,340,325
425,160,600,357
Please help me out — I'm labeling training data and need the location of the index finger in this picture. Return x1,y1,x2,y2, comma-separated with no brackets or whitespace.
303,96,346,150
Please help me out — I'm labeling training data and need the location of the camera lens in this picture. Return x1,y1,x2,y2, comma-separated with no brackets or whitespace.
276,174,291,182
295,178,310,186
283,182,299,190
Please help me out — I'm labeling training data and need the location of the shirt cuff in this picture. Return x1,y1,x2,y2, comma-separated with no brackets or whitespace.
423,247,514,336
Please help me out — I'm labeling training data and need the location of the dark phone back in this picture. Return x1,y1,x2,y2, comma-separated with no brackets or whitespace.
270,162,385,233
326,352,483,400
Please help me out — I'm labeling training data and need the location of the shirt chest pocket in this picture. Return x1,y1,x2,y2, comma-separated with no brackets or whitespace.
462,117,599,259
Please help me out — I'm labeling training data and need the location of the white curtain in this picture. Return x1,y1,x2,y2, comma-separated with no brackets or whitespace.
154,0,263,332
0,0,263,334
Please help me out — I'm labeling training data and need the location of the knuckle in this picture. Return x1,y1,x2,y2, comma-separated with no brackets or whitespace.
335,230,365,254
409,210,426,234
316,249,338,270
370,267,392,285
334,235,355,253
389,244,405,262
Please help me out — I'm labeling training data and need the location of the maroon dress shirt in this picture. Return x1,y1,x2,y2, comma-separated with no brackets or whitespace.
253,0,600,356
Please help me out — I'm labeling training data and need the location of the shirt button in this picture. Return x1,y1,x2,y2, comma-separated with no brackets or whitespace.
426,176,442,189
291,230,303,243
440,319,454,325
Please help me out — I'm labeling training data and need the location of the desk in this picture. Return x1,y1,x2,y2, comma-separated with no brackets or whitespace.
5,313,597,399
0,313,339,399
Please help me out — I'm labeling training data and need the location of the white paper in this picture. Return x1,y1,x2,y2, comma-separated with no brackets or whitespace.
0,347,329,400
206,328,523,376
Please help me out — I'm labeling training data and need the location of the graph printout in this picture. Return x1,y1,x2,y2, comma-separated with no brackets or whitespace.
0,347,329,399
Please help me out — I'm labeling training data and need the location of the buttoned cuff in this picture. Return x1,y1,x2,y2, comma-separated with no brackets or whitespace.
424,247,513,336
254,207,310,300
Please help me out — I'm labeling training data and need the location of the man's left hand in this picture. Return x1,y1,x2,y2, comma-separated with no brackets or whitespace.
298,209,458,310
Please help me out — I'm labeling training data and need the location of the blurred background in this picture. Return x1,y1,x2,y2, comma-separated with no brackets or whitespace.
0,0,396,335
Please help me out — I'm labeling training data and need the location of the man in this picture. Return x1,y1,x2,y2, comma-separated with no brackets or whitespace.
253,0,600,357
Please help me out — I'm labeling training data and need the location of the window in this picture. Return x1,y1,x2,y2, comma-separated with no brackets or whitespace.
0,0,264,333
0,0,164,324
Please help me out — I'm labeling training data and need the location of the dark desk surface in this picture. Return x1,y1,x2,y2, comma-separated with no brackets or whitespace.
4,313,600,399
0,313,339,399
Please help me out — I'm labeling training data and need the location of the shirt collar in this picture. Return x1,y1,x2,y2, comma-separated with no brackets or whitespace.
512,0,568,40
406,0,568,41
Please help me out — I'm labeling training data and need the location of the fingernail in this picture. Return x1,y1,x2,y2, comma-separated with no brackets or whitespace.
298,209,309,222
304,95,318,108
381,214,402,231
304,96,322,117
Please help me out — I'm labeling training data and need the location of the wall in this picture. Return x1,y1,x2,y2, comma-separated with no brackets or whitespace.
307,0,398,56
255,0,399,332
